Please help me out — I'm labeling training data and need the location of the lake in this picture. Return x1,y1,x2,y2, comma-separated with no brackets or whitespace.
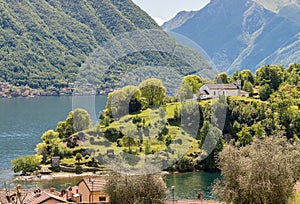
0,95,107,182
0,96,220,199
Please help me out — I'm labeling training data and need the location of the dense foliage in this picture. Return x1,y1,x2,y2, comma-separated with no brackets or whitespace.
11,155,42,174
105,172,166,204
0,0,211,90
11,64,300,175
213,137,300,204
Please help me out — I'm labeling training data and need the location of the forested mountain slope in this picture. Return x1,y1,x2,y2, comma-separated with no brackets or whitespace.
0,0,212,89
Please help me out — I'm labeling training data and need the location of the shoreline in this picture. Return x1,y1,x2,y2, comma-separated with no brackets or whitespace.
15,171,170,182
14,172,107,182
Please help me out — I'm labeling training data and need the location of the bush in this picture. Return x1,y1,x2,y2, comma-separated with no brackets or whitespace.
105,172,166,204
213,137,300,204
75,165,83,174
104,128,124,142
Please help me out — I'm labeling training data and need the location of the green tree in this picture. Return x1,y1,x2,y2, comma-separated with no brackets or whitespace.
73,108,91,132
236,126,252,146
238,70,255,86
242,80,254,96
35,130,63,162
200,125,223,170
215,72,230,84
199,120,210,142
56,111,74,140
256,65,284,90
176,82,193,101
259,84,272,101
75,153,82,164
105,172,166,204
181,75,203,93
106,86,143,118
122,136,137,153
213,137,300,204
41,130,60,144
181,101,203,135
11,155,42,174
139,78,166,106
285,63,300,87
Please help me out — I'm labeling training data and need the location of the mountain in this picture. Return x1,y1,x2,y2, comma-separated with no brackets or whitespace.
254,0,300,25
0,0,212,90
162,10,197,31
163,0,300,73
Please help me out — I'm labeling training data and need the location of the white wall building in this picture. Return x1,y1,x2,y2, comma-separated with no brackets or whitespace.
199,82,249,99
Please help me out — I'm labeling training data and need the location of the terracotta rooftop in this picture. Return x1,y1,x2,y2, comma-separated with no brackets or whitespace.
0,189,66,204
24,191,66,204
81,178,107,192
0,189,34,204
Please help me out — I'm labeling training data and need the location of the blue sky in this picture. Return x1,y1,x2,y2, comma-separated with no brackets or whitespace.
132,0,210,25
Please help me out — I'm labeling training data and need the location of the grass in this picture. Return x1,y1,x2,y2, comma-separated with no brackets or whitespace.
80,102,203,169
83,97,265,165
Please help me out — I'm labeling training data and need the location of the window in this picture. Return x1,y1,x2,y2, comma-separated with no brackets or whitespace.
214,91,216,95
99,196,106,201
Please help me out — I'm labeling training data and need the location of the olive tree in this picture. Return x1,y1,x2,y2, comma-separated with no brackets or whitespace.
11,155,42,174
213,137,300,204
105,172,166,204
139,78,166,106
181,75,203,94
73,108,91,132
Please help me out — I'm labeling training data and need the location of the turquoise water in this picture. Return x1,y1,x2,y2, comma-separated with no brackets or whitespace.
0,96,107,182
165,172,220,200
12,172,220,200
0,96,220,199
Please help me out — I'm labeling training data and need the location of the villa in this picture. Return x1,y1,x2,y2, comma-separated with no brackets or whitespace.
198,81,249,99
77,178,109,203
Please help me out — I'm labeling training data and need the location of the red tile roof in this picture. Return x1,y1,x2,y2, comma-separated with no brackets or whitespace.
81,178,107,192
24,191,66,204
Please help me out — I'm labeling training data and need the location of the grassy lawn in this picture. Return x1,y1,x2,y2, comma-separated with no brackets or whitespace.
79,102,202,169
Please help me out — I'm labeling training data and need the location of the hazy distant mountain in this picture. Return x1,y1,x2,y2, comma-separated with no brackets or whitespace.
254,0,300,25
0,0,212,89
163,0,300,73
162,10,197,31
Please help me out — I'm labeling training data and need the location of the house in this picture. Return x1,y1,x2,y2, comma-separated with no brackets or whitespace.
24,190,66,204
77,178,109,203
0,186,66,204
199,81,249,99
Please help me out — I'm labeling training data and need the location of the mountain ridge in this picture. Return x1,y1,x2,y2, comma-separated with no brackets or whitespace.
163,0,300,73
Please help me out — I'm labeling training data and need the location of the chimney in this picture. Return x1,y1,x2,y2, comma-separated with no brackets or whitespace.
50,186,55,193
17,184,22,190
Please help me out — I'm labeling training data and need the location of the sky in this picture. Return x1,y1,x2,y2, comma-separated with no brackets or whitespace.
132,0,210,25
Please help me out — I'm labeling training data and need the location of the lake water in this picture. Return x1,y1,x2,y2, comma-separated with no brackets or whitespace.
0,96,220,199
0,95,107,182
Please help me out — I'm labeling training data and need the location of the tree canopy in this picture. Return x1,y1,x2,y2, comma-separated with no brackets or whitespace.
11,155,42,174
138,78,166,106
213,137,300,204
105,172,166,204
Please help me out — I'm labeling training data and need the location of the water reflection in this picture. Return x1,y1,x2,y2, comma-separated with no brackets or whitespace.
165,172,220,200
